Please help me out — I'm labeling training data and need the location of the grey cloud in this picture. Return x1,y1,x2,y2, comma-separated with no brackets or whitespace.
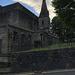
12,0,56,20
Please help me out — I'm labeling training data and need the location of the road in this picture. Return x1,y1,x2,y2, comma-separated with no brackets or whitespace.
1,70,75,75
34,71,75,75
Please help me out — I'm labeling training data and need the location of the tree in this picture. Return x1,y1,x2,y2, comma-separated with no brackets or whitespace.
52,16,66,42
52,0,75,42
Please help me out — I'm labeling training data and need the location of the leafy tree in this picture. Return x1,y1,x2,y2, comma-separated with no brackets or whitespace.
52,0,75,42
52,16,65,42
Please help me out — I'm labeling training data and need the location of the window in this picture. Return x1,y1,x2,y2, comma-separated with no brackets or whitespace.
21,34,26,45
42,20,44,25
13,32,18,44
0,39,2,53
28,18,33,29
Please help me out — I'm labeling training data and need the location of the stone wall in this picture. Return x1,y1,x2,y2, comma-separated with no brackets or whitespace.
11,47,75,72
0,26,9,68
0,26,8,54
0,3,38,31
7,25,34,53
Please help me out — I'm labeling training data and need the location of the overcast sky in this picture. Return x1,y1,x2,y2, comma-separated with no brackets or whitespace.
0,0,56,20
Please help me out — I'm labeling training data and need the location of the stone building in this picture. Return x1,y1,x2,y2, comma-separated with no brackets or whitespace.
0,0,59,72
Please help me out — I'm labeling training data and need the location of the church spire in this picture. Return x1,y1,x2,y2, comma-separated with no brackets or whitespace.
39,0,49,18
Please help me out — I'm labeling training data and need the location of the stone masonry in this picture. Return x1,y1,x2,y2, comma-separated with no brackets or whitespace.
0,0,59,72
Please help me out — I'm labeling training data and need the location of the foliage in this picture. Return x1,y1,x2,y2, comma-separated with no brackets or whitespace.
51,0,75,41
51,16,65,41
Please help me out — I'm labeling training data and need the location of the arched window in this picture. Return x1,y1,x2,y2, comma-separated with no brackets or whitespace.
21,34,26,45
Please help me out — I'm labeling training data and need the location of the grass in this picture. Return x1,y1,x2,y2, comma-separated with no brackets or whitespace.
30,42,75,51
50,42,75,49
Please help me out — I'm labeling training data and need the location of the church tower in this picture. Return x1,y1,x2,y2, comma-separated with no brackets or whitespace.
39,0,50,32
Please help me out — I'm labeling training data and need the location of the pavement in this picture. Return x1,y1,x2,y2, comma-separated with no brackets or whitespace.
1,69,75,75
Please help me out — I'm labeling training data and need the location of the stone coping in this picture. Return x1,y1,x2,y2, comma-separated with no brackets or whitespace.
12,46,75,54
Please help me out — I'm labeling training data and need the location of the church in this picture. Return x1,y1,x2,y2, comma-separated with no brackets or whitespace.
0,0,59,71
